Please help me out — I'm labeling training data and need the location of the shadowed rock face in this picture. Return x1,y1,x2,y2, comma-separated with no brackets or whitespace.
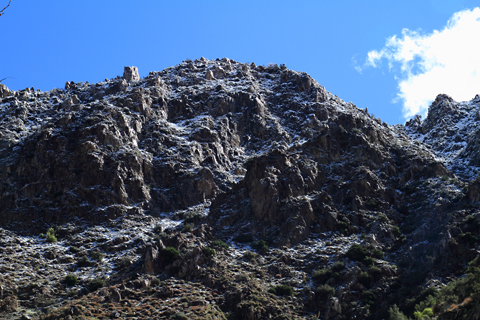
1,58,480,320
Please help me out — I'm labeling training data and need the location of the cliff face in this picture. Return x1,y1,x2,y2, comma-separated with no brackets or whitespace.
0,59,331,230
0,58,479,319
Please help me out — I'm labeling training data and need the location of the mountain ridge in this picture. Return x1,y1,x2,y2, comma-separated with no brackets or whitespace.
0,58,479,319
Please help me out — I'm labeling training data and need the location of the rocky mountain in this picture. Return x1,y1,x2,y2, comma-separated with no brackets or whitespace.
0,58,479,320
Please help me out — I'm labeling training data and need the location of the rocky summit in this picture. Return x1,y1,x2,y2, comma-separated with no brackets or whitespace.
0,58,480,320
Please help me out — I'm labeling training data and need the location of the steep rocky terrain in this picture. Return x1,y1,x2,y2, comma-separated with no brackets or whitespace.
0,58,479,319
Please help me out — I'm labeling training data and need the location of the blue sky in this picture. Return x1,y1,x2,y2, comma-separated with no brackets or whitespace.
1,0,479,124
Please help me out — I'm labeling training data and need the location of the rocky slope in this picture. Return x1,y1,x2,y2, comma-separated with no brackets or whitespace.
0,58,479,319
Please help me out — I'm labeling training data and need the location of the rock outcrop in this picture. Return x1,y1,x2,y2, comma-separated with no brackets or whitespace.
405,93,480,179
123,66,140,82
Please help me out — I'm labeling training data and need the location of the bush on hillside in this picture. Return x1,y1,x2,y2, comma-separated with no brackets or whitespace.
162,247,181,264
269,284,294,296
46,227,57,243
212,239,229,250
202,246,216,257
372,248,385,260
252,239,269,253
346,244,368,262
88,278,105,292
312,261,345,284
316,284,335,300
64,274,78,286
243,251,256,261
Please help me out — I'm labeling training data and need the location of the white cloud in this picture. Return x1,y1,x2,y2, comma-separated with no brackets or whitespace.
360,7,480,119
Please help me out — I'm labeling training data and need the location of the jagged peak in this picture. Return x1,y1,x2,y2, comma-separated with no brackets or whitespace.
405,92,480,179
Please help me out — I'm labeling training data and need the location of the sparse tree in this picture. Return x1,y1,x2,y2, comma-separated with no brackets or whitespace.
0,0,11,16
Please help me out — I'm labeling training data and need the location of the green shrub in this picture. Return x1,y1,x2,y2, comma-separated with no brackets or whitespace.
460,232,478,246
162,247,181,264
182,223,193,232
346,244,368,262
312,261,345,283
372,248,385,260
392,226,402,237
77,255,90,267
69,246,80,254
368,266,382,277
151,277,161,287
464,214,475,224
363,256,375,267
358,271,372,287
183,210,203,223
202,246,216,257
330,272,340,281
269,285,294,296
331,261,345,272
378,213,389,222
243,251,256,261
212,239,229,250
88,278,105,291
118,256,132,268
362,290,376,308
346,243,376,266
414,307,433,319
64,274,78,286
91,250,104,261
153,234,164,242
388,305,409,320
153,224,163,234
423,308,433,317
316,284,335,300
46,227,57,243
411,256,480,317
252,239,269,253
171,312,188,320
312,268,330,283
